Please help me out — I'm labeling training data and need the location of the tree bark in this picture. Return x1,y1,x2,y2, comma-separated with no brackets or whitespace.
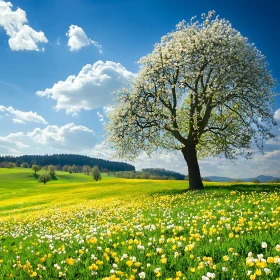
182,141,204,190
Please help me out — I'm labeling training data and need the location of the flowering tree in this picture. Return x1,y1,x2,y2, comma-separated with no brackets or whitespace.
106,11,276,190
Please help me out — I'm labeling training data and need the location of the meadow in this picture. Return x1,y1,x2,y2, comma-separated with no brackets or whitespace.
0,168,280,279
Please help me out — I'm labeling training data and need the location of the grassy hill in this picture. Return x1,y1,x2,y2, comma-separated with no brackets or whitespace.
0,168,187,217
0,168,280,279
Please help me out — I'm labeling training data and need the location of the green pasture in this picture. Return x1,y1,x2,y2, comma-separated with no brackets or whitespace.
0,168,279,219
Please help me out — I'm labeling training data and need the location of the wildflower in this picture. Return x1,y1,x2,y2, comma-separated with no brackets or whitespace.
139,272,145,279
223,256,229,261
66,258,75,266
264,268,271,275
89,264,98,271
267,257,274,263
222,267,228,272
206,272,215,278
261,242,267,248
176,271,182,277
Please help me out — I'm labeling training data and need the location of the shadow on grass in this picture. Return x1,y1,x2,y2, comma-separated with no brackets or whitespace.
150,188,189,196
33,174,39,180
51,175,58,180
207,183,280,193
150,183,280,196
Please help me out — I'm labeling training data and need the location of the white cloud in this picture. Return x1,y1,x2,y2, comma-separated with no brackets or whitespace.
0,0,48,51
27,123,98,151
0,133,29,154
274,108,280,120
66,25,102,52
36,60,135,114
12,118,25,124
0,105,47,124
0,124,98,155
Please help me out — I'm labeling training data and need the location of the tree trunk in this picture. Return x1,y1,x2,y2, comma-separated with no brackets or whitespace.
182,141,204,190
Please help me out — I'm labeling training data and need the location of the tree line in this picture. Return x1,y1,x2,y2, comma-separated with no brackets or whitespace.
109,168,186,180
31,164,102,184
0,154,135,172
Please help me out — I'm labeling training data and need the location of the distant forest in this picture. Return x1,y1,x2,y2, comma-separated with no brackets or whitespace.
110,168,186,180
0,154,135,172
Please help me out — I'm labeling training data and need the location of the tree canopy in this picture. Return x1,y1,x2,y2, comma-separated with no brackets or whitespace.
38,173,51,185
91,166,102,181
31,165,41,175
106,11,277,190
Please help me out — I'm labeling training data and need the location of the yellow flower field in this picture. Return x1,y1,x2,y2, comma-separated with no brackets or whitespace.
0,169,280,279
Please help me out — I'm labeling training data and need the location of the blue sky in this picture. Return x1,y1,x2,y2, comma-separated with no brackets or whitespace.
0,0,279,177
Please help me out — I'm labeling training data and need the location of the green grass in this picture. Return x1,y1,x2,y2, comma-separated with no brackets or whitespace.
0,168,188,216
0,168,280,279
0,168,279,217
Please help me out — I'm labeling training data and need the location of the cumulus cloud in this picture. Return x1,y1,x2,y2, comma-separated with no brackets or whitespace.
0,124,98,155
0,0,48,51
0,133,29,154
27,123,98,151
36,60,135,114
66,25,102,52
0,105,47,124
274,108,280,120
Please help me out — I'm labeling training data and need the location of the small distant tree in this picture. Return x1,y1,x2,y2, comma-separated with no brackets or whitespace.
31,165,41,175
82,165,91,175
253,179,260,184
43,165,48,171
62,165,69,172
48,165,56,176
70,164,79,174
20,162,29,168
38,173,51,184
6,162,16,168
56,165,62,171
91,166,101,181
